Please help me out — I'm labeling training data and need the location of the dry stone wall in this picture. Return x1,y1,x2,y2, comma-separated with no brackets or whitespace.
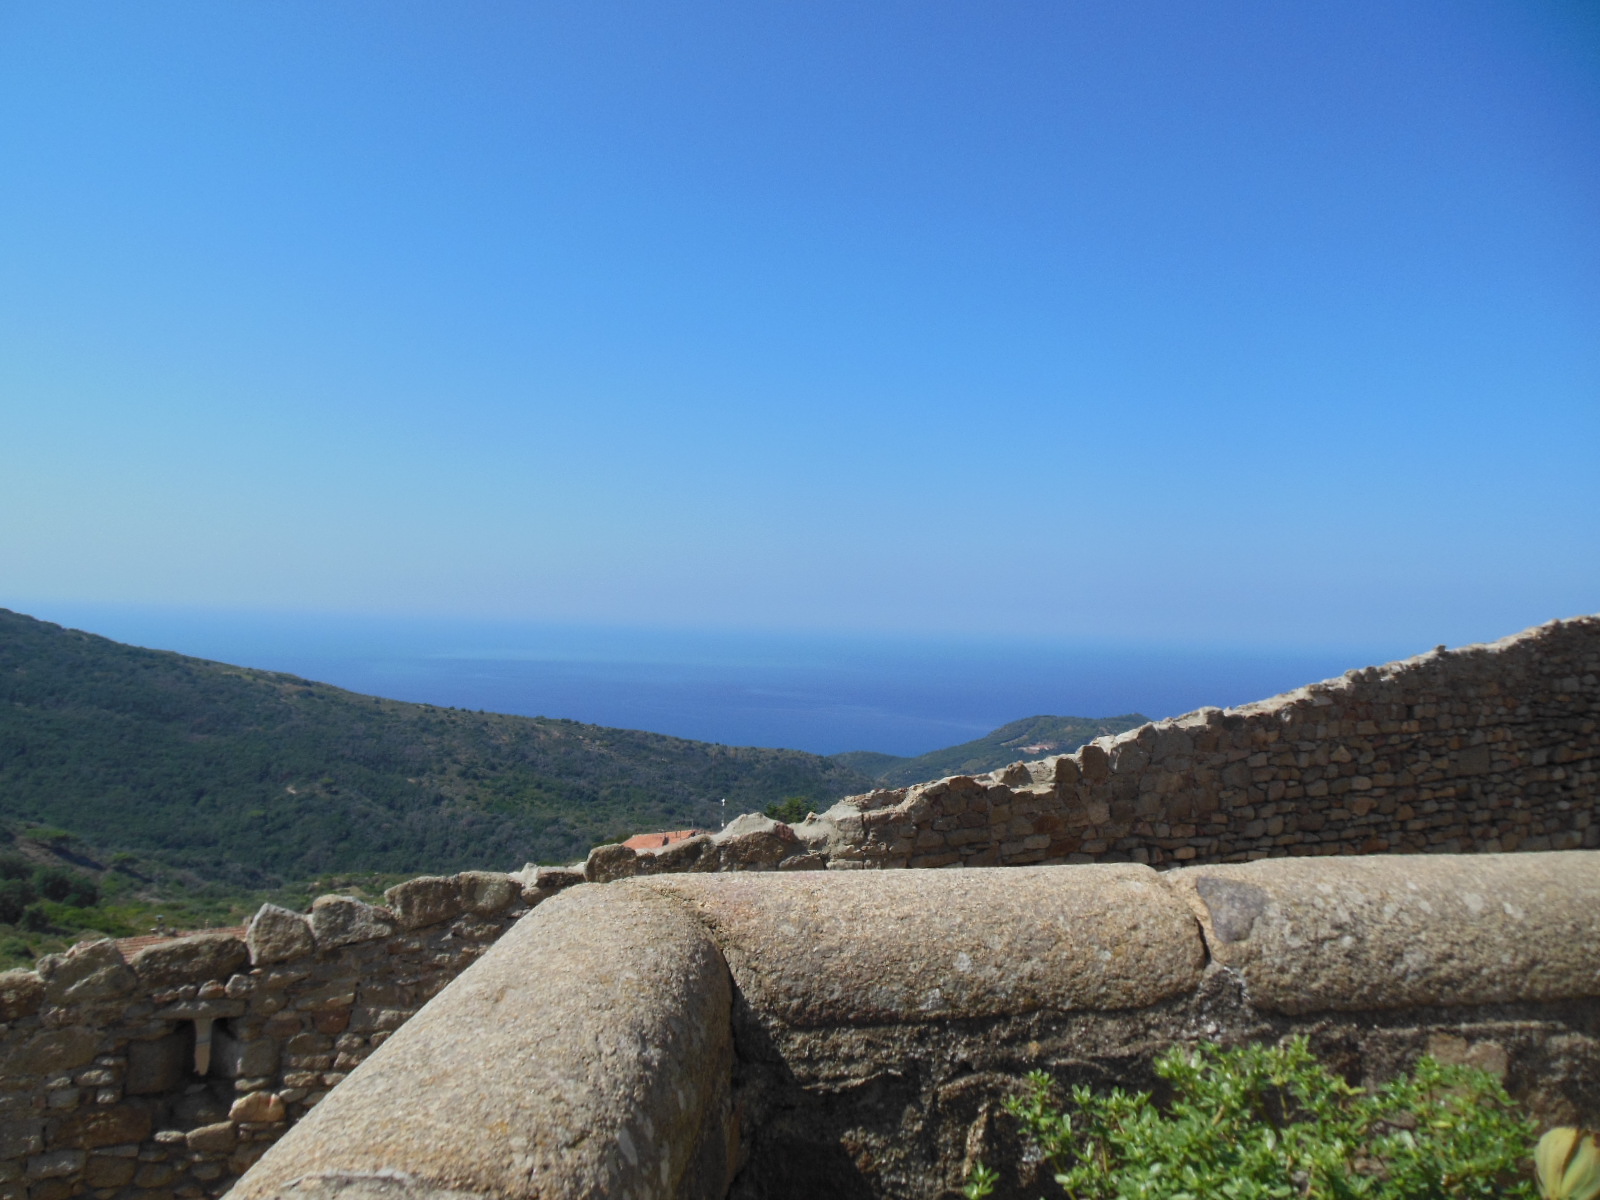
229,853,1600,1200
3,613,1596,1200
0,868,583,1200
586,615,1600,880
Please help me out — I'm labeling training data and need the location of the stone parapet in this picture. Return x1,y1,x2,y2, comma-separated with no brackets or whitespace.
232,854,1600,1200
646,614,1596,876
0,868,584,1200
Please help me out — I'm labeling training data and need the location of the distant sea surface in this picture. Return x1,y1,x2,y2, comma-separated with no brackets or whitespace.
21,605,1410,758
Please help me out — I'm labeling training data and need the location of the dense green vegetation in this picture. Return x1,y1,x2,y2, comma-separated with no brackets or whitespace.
0,824,332,969
967,1038,1537,1200
834,712,1149,787
0,609,875,883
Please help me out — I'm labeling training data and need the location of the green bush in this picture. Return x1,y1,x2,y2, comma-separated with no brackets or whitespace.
763,795,813,824
967,1037,1536,1200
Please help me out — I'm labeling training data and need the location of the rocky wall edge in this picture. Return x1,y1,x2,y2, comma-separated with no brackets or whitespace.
0,866,586,1200
229,883,736,1200
763,613,1599,872
237,852,1600,1200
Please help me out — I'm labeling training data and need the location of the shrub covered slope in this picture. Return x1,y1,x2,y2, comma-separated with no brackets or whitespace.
0,609,874,882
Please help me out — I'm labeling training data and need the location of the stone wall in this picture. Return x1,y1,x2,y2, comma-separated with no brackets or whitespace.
0,868,583,1200
229,852,1600,1200
588,614,1600,880
3,613,1597,1200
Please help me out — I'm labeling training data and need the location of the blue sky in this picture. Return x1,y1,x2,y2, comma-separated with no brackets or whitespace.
3,0,1597,651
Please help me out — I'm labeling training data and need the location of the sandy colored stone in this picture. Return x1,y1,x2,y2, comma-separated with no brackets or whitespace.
309,897,395,949
129,933,248,988
383,877,462,930
639,863,1206,1026
248,904,316,965
46,1102,152,1150
1167,850,1600,1014
232,883,734,1200
583,842,638,883
1,1027,100,1078
454,872,515,915
711,817,797,870
36,939,135,1006
229,1092,286,1123
186,1122,237,1154
0,969,43,1020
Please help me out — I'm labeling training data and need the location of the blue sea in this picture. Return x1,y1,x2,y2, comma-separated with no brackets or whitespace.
19,604,1406,757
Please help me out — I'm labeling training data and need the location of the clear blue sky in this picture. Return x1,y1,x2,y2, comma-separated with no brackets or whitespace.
3,0,1597,651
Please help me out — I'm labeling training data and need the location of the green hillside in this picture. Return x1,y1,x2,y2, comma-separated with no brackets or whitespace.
0,609,874,883
834,712,1150,787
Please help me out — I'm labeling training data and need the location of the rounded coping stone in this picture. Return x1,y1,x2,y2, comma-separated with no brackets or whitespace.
637,863,1207,1026
1166,850,1600,1015
231,883,735,1200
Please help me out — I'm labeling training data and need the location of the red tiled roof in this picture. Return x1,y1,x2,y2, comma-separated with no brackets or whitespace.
622,829,707,851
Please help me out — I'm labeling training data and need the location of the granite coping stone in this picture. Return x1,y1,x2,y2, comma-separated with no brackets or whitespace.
1167,850,1600,1014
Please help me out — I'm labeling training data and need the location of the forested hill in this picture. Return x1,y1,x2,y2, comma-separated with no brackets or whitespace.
833,712,1150,787
0,609,874,884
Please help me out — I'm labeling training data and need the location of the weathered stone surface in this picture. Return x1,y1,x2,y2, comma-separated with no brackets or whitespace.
383,877,463,930
26,1150,84,1179
309,896,395,949
0,969,43,1021
232,883,734,1200
186,1121,237,1154
124,1031,189,1095
83,1153,137,1188
1,1027,100,1078
0,1119,43,1160
229,1091,286,1123
129,933,249,989
36,940,135,1006
213,1026,280,1079
711,815,798,871
641,864,1206,1026
521,867,584,904
248,904,316,965
1167,850,1600,1014
760,616,1600,874
583,842,639,883
455,872,515,915
46,1102,152,1149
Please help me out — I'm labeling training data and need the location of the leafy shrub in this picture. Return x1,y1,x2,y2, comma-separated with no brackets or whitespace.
0,853,32,882
967,1037,1536,1199
0,877,35,924
763,795,814,824
34,867,99,907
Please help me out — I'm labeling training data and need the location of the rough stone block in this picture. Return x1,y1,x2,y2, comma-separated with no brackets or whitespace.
308,897,395,950
46,1103,152,1151
83,1154,137,1188
1,1028,101,1079
228,885,735,1200
227,1093,285,1124
210,1027,279,1080
0,969,43,1021
25,1150,84,1180
383,877,463,930
130,935,249,990
641,864,1205,1025
456,871,516,915
1168,850,1600,1014
185,1123,236,1154
36,941,135,1007
122,1032,188,1095
246,905,315,966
